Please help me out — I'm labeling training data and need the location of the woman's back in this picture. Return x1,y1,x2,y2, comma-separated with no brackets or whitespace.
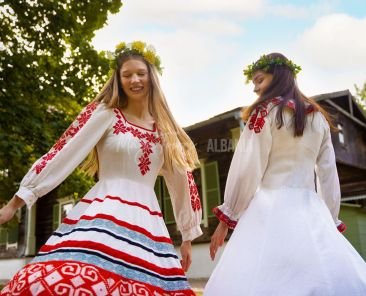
262,106,327,191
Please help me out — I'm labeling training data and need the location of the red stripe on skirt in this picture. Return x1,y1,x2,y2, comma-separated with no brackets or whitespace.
39,240,184,277
80,195,162,217
63,213,172,243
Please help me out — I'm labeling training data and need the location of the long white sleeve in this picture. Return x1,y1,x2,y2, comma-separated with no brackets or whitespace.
161,167,203,241
315,121,342,225
16,102,114,208
213,106,273,228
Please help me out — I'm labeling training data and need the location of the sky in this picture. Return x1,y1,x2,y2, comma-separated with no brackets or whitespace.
92,0,366,126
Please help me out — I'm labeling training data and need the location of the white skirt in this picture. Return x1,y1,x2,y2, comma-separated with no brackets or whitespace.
204,187,366,296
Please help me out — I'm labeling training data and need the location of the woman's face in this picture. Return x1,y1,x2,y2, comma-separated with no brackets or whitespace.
252,70,273,97
120,58,150,102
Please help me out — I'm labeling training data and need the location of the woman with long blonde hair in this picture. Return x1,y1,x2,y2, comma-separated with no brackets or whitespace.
0,41,202,296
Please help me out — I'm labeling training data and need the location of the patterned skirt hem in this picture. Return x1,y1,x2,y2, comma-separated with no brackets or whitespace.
1,260,195,296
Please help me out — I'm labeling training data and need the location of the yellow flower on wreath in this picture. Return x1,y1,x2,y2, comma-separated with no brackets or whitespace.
115,42,126,51
131,41,146,52
143,49,156,65
111,40,163,75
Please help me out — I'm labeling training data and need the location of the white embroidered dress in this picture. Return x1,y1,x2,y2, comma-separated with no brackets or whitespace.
2,102,202,296
204,99,366,296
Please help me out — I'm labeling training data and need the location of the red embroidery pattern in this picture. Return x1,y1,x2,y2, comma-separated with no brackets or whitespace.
32,102,99,174
212,207,237,229
248,97,315,133
187,172,201,211
1,261,195,296
286,100,315,114
248,98,280,134
113,109,161,176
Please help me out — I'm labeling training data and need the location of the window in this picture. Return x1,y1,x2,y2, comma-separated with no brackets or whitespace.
337,123,344,145
153,161,221,226
230,127,241,150
0,205,20,250
53,197,75,230
154,176,175,224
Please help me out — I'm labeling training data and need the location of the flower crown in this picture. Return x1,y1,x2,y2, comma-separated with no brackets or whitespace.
243,55,301,83
110,41,163,75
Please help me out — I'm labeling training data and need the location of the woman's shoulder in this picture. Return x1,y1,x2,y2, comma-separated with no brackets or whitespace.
79,101,116,123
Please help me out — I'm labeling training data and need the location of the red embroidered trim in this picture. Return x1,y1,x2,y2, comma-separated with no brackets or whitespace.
212,207,237,229
248,97,315,133
337,222,346,233
248,99,274,134
2,261,195,296
32,102,99,175
187,172,201,211
285,100,315,114
113,109,161,176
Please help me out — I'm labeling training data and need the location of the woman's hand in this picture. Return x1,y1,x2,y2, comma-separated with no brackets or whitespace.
180,240,192,272
0,195,25,225
210,221,229,260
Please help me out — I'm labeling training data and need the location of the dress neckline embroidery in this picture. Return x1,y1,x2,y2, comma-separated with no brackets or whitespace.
117,109,156,132
248,97,315,134
113,109,161,176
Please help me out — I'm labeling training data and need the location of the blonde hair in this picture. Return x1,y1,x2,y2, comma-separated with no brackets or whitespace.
81,54,199,176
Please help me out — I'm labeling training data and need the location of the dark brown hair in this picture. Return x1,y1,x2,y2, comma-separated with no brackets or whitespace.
242,53,335,136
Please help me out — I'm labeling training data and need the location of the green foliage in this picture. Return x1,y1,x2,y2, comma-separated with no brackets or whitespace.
0,0,123,200
243,54,302,83
355,83,366,112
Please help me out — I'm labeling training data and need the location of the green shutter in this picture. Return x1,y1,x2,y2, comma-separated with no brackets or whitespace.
0,227,7,246
340,205,366,260
154,176,163,209
205,161,221,217
53,203,60,230
163,180,175,224
7,224,19,244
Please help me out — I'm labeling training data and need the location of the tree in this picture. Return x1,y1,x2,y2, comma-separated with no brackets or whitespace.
355,83,366,112
0,0,123,200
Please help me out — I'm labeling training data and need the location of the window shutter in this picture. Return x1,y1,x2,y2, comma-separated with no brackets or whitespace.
204,161,221,217
0,227,7,246
154,176,163,209
163,180,175,224
53,203,60,230
7,224,19,244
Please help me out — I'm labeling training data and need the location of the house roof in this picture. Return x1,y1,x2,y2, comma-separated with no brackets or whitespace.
185,89,366,130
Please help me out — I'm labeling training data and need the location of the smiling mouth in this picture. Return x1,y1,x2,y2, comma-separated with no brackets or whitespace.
130,87,143,92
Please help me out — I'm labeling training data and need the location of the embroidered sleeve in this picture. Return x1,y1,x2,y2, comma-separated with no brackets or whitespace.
16,103,114,208
315,118,343,228
161,167,203,242
213,103,273,228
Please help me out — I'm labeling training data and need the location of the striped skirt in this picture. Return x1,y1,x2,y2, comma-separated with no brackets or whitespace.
1,181,195,296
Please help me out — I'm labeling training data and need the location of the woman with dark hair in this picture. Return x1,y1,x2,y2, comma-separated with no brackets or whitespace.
204,53,366,295
0,41,202,296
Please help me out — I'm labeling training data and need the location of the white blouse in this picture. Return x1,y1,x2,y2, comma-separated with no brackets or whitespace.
215,99,342,229
15,102,202,241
